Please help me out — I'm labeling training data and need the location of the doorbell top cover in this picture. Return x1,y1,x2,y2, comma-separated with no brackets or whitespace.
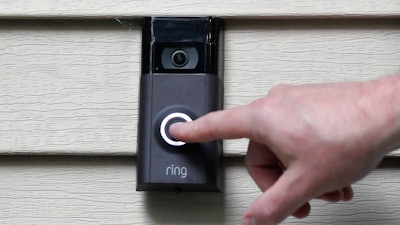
142,17,223,75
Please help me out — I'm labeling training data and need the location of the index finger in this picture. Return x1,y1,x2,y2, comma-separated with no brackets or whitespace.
169,104,255,143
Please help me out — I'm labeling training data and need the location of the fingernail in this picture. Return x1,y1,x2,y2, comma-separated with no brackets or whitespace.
243,217,260,225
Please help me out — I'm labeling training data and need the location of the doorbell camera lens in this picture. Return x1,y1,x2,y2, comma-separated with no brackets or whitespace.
171,50,188,67
161,47,199,70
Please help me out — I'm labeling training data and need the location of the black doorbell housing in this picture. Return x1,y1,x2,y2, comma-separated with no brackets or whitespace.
137,17,224,192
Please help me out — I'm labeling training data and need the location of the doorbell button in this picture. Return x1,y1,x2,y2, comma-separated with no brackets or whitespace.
160,112,192,146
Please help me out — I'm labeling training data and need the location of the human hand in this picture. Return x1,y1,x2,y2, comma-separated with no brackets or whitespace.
170,78,399,225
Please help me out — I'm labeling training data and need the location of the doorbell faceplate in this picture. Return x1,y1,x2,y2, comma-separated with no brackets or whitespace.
136,17,224,192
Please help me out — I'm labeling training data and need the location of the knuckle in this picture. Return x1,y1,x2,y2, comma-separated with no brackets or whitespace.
269,83,291,95
261,205,283,225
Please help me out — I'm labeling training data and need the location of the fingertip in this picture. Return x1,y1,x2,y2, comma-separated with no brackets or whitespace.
245,199,309,225
318,186,354,202
291,202,311,219
169,121,184,133
169,122,188,141
319,190,344,202
243,168,315,225
242,216,260,225
343,186,354,201
243,195,285,225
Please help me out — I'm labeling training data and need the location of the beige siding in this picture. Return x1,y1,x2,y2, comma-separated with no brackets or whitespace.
0,0,399,18
0,19,399,156
0,156,398,225
0,2,400,224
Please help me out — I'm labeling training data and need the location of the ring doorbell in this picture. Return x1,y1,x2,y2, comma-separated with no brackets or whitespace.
136,17,224,192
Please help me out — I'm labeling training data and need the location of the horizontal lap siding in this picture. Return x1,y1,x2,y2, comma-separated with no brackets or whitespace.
0,19,399,156
0,0,399,18
0,3,399,225
0,156,398,225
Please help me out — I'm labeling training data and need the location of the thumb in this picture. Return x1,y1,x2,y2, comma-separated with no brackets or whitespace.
242,167,314,225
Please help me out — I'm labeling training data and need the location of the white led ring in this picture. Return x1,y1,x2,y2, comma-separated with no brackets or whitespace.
160,112,192,146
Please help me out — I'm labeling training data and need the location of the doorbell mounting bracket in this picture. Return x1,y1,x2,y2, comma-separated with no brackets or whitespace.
136,17,224,192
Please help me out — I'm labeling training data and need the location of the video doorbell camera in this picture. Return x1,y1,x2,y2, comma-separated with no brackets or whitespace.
136,17,224,192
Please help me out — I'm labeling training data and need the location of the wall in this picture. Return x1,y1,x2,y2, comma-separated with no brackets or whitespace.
0,156,399,224
0,1,399,224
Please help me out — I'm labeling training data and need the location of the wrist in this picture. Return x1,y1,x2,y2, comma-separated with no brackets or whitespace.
364,75,400,154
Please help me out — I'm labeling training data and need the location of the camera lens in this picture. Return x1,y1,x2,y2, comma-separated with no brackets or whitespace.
171,50,188,67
